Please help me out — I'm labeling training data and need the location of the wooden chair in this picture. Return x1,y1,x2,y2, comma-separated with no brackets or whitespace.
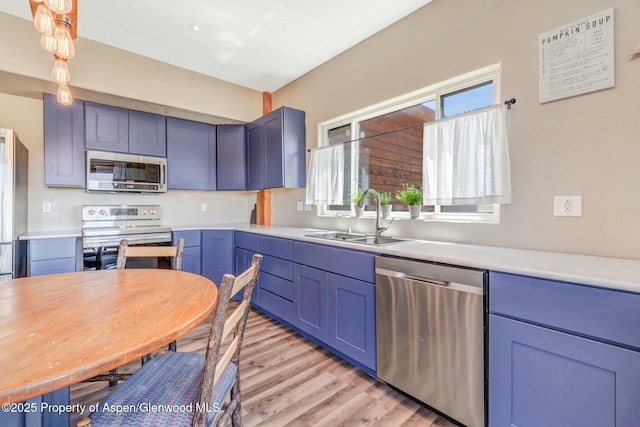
77,253,263,427
83,238,185,386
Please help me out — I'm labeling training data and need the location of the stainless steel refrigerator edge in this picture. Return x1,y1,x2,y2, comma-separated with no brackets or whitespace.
376,256,487,427
0,128,28,281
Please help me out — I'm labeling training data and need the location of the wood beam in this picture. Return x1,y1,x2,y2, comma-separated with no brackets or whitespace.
257,92,273,225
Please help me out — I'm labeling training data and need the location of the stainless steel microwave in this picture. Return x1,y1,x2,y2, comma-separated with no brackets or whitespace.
86,150,167,193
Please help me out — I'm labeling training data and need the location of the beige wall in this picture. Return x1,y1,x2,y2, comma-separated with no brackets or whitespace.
2,2,640,259
272,0,640,259
0,13,261,231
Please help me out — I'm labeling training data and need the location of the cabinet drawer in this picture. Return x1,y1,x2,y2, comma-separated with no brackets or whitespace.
260,272,293,301
262,255,292,281
257,288,292,323
490,271,640,350
173,230,201,247
293,241,377,283
30,258,76,276
235,231,259,251
259,235,292,260
30,238,77,261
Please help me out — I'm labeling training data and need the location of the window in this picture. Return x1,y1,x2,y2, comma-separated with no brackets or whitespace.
317,64,501,222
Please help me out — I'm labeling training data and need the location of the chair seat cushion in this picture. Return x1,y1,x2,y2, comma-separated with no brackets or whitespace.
89,352,237,426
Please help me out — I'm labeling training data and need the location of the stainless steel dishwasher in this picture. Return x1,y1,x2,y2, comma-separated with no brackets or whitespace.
375,256,487,427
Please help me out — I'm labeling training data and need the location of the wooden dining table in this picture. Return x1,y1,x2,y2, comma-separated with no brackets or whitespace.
0,269,218,405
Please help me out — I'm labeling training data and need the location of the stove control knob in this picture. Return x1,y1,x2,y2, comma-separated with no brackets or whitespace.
141,209,147,216
88,209,95,216
99,209,107,216
150,209,157,215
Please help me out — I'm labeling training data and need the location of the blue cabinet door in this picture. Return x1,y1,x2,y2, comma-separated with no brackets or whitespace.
85,102,129,153
263,110,284,189
328,273,376,371
167,117,216,190
201,230,233,287
216,125,246,190
245,120,265,190
246,107,306,190
293,264,329,342
128,110,166,157
181,246,201,275
490,314,640,427
43,93,85,187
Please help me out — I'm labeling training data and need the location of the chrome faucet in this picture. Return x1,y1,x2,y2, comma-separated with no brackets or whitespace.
358,188,394,236
335,212,352,234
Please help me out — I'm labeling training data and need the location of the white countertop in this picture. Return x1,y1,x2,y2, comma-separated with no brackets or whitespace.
23,224,640,294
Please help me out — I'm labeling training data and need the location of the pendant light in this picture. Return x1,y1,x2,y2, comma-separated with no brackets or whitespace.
29,0,78,106
33,4,54,34
40,32,56,52
53,15,75,59
44,0,72,15
51,56,70,85
56,84,73,106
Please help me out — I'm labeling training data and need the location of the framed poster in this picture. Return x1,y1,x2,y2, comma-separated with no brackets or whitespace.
539,8,614,103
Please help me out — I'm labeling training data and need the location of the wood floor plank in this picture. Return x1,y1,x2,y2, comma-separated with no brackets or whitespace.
69,307,460,427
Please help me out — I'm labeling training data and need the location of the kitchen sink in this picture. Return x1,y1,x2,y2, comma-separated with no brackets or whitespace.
349,235,409,245
305,231,410,246
305,231,368,241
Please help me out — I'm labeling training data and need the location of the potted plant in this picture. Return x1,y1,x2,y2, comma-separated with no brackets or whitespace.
379,191,393,218
349,187,366,217
395,183,423,219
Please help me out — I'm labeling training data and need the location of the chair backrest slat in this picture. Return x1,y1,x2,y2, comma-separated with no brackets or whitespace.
193,253,262,427
116,238,184,271
213,336,239,385
221,301,248,344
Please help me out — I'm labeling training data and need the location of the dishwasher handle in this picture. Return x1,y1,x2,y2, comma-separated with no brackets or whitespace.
376,267,484,295
403,273,449,287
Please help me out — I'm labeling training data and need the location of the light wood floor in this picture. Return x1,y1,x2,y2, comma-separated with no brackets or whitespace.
70,307,459,427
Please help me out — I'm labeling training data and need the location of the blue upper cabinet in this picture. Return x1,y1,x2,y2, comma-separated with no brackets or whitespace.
167,117,217,191
128,110,166,157
216,125,246,190
246,120,265,190
85,102,129,153
246,106,306,190
43,93,85,187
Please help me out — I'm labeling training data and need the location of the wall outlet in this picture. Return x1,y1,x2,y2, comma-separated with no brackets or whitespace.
296,201,304,211
41,202,52,213
554,195,582,217
201,203,208,212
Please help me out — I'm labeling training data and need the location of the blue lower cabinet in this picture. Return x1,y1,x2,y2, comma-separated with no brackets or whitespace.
490,314,640,427
201,231,233,286
28,238,78,277
293,264,329,342
0,387,70,427
328,274,376,371
173,231,201,275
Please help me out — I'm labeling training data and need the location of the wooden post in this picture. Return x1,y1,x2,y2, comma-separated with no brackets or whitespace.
256,92,273,225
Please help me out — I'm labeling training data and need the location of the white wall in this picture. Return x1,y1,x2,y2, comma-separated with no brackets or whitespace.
272,0,640,259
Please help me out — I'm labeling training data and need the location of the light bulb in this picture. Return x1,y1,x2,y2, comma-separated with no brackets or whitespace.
51,57,70,85
45,0,72,15
56,84,73,106
53,20,75,59
40,32,56,53
33,4,54,34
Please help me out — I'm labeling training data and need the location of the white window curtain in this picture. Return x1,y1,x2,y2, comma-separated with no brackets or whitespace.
423,104,511,205
305,144,344,205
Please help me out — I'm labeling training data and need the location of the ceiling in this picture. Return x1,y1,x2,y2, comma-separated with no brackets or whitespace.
1,0,432,93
